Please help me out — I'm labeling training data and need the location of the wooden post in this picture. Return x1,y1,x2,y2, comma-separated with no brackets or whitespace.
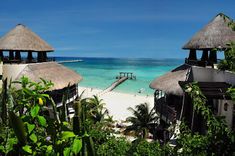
43,52,48,61
201,49,208,61
9,51,14,60
37,52,43,62
27,51,33,62
188,49,197,60
0,50,3,61
191,109,195,131
179,94,185,120
209,50,217,64
15,51,21,61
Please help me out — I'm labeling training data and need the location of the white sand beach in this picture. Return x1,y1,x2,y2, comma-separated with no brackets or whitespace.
78,86,154,121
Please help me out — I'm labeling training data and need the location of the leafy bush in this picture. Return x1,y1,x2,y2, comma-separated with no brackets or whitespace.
178,82,235,155
128,139,162,156
1,77,235,155
125,103,158,139
218,42,235,72
0,77,82,155
97,137,131,156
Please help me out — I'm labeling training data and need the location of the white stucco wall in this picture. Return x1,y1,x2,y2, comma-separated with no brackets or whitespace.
189,67,235,128
190,67,235,85
217,99,234,128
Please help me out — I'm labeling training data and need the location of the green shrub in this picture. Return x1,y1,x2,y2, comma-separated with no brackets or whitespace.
97,137,131,156
128,139,162,156
218,42,235,72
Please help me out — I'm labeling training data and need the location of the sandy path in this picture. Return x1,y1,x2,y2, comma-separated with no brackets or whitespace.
78,86,154,121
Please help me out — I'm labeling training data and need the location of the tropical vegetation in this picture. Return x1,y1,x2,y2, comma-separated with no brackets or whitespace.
0,77,112,155
124,103,158,139
177,82,235,155
1,77,235,155
218,42,235,71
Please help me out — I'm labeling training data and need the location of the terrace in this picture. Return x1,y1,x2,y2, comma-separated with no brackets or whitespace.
1,51,55,64
154,90,177,124
184,49,220,67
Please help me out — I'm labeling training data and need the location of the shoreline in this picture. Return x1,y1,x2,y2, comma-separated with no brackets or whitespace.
78,85,154,97
78,86,155,121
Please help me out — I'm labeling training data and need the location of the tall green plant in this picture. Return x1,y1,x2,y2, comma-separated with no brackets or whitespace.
89,95,109,123
218,42,235,72
0,77,83,155
125,103,158,139
0,79,18,154
73,96,97,156
177,82,235,155
0,79,9,125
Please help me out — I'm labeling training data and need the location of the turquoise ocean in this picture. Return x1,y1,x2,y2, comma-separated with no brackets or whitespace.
56,57,183,95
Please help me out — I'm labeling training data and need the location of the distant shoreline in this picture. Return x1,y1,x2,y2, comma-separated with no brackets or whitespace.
57,59,83,63
54,56,185,61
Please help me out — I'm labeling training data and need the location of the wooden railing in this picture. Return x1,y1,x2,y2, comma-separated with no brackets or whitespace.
47,85,78,106
155,97,177,123
185,58,222,67
3,57,55,64
185,58,208,67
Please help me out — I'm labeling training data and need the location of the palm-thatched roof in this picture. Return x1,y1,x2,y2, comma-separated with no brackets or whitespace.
0,24,54,52
149,64,191,96
183,13,235,50
15,62,82,90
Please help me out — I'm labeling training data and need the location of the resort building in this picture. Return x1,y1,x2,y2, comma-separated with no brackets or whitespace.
0,24,82,110
183,13,235,67
150,13,235,134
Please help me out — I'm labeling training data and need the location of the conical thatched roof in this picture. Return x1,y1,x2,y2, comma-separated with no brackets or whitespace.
183,13,235,50
15,62,82,90
149,64,191,96
0,24,54,52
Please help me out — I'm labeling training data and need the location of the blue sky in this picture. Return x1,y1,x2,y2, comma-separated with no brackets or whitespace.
0,0,235,58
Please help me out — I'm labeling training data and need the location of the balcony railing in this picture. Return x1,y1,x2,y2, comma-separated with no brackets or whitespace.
185,58,208,67
155,97,177,123
185,58,222,68
2,57,55,64
46,84,78,107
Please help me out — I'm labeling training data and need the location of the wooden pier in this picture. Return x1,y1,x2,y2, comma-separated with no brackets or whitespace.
99,72,136,95
116,72,136,80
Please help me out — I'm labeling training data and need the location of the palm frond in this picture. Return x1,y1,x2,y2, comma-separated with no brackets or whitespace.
125,103,158,139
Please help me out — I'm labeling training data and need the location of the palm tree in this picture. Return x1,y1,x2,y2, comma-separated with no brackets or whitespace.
87,95,109,123
124,103,158,139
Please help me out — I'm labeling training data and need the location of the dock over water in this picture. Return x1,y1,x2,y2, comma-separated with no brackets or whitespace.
99,72,136,95
116,72,136,80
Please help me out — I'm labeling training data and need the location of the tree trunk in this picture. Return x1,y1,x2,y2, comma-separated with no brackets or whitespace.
143,128,148,139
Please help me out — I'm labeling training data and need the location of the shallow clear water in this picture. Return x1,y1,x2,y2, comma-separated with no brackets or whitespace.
56,57,183,95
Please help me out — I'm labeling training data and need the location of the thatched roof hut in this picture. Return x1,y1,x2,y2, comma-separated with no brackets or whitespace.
183,13,235,50
14,62,82,90
150,63,235,96
0,24,53,52
149,64,191,96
